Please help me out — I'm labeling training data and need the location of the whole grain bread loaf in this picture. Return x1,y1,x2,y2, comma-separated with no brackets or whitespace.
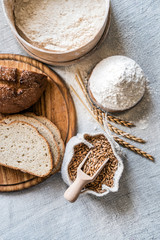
0,66,47,113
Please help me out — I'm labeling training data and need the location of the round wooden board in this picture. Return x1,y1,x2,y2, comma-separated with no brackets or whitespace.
0,54,77,192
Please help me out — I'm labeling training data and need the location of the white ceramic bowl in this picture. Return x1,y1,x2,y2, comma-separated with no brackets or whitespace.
2,0,110,66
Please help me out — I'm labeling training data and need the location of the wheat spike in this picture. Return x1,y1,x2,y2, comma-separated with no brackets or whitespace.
107,115,135,127
114,137,154,162
107,123,145,143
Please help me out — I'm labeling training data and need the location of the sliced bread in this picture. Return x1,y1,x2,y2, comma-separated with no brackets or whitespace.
0,121,53,177
1,115,60,170
24,112,65,172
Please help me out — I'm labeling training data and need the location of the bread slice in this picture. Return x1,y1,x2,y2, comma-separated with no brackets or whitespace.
24,112,65,172
0,115,60,170
0,121,53,177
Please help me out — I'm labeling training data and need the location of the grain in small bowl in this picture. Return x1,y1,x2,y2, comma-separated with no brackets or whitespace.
2,0,110,66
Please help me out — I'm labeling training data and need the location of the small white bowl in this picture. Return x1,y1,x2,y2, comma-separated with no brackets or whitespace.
2,0,110,66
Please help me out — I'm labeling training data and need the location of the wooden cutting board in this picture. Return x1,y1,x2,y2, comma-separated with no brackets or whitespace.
0,54,77,192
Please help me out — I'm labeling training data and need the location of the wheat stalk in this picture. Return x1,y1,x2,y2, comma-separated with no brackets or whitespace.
113,137,154,161
70,85,106,132
107,115,135,127
107,123,145,143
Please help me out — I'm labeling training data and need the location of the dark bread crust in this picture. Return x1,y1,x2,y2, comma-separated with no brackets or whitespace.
0,66,47,113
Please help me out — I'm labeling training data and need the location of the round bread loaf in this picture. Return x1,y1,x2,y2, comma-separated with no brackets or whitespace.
0,66,47,113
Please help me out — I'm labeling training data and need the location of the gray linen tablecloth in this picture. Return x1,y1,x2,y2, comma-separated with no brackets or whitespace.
0,1,160,239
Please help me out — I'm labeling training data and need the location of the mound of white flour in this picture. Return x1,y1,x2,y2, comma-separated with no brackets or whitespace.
89,56,146,111
14,0,106,52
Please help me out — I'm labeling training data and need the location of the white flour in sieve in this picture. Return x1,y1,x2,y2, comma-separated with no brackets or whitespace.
89,56,146,111
14,0,106,52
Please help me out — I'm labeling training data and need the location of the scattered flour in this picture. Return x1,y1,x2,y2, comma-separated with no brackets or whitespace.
14,0,106,52
116,84,153,130
135,119,149,130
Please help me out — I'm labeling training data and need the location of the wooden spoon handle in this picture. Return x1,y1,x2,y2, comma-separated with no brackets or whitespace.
64,177,87,203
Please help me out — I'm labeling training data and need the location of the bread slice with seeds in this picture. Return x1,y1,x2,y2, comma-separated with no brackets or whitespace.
24,112,65,172
0,121,53,177
0,115,60,170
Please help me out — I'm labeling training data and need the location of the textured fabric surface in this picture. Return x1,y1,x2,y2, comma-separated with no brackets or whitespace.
0,0,160,239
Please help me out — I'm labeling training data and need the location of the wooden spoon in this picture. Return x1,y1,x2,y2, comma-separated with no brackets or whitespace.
64,151,109,203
